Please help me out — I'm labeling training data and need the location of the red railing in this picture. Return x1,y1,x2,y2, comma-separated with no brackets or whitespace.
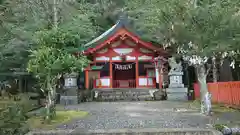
194,81,240,107
113,80,136,88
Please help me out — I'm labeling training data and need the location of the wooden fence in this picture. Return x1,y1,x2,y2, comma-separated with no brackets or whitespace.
194,81,240,107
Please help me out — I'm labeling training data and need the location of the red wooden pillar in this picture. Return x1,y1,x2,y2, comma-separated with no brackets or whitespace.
85,70,89,89
135,57,139,88
110,58,113,88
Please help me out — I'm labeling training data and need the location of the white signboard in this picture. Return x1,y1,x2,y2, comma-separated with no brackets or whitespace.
64,78,77,87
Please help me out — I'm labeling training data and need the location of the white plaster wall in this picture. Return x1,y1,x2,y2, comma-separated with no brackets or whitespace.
100,78,110,86
112,56,121,61
139,78,147,86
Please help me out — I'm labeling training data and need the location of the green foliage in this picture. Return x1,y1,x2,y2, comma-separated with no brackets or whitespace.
125,0,240,57
28,46,89,82
214,124,226,132
35,27,95,51
0,103,29,135
0,0,98,73
28,27,90,80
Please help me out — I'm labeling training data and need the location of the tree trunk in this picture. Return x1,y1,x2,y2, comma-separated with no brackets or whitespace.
212,57,218,82
53,0,58,28
196,64,212,115
45,77,56,122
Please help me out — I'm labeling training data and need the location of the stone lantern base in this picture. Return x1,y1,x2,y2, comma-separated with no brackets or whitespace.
166,71,188,101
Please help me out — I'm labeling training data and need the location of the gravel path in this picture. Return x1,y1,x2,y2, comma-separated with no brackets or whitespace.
56,101,213,132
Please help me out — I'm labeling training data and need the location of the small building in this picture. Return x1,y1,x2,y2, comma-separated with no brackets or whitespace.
83,18,168,89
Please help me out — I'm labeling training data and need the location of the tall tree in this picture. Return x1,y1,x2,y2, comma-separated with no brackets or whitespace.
0,0,99,72
26,0,98,121
124,0,240,115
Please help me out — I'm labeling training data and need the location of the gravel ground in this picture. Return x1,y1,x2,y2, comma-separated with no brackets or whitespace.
56,101,213,132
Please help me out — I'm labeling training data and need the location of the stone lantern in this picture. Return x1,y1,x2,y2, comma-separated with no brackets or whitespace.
60,72,79,105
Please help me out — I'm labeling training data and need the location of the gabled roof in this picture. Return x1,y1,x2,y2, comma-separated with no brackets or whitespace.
83,16,140,50
82,15,165,55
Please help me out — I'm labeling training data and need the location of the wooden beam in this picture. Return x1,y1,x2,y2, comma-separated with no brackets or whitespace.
135,57,139,88
110,58,113,88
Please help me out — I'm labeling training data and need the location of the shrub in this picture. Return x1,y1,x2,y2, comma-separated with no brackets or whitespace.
0,103,29,135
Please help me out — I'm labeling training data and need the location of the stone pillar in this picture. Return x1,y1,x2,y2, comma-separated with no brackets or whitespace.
166,71,188,101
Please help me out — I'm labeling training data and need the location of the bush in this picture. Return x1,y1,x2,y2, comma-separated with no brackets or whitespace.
18,93,41,112
0,103,30,135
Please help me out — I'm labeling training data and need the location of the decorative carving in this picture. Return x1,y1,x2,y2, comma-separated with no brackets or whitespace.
97,48,108,54
113,48,133,55
125,39,137,47
120,34,127,40
168,57,182,73
140,48,152,53
121,55,126,62
111,41,121,47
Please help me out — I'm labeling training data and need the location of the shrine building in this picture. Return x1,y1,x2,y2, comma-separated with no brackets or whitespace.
83,18,168,89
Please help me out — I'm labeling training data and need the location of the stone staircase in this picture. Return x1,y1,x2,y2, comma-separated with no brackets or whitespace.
92,88,162,101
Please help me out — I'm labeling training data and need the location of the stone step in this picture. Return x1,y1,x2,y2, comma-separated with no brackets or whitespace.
74,128,222,135
167,93,188,101
93,89,159,101
27,128,222,135
166,87,188,93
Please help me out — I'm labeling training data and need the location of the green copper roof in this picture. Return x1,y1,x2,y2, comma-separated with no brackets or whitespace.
82,15,141,51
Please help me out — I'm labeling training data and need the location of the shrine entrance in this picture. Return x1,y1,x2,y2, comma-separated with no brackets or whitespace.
112,62,136,88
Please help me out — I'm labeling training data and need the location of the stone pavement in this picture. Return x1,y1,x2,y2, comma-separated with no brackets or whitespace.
56,101,214,132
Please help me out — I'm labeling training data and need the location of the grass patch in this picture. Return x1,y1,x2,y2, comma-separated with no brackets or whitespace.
28,110,88,129
0,100,14,109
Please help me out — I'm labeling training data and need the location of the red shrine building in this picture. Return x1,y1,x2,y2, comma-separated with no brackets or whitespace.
83,18,168,89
